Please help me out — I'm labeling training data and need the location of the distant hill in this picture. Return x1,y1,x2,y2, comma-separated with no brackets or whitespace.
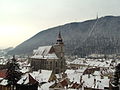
8,16,120,57
0,47,13,56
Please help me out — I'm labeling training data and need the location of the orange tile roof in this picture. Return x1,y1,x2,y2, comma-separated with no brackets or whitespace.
0,70,7,78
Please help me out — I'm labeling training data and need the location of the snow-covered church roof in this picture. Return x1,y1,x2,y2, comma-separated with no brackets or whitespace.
31,46,58,59
33,46,52,56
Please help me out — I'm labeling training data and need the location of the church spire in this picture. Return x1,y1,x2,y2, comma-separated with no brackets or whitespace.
56,31,63,44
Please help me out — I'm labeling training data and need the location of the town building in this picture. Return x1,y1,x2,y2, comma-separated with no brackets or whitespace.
30,32,66,73
0,70,12,90
0,58,8,70
16,74,38,90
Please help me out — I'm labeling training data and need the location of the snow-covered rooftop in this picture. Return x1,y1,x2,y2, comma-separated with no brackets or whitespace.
0,79,8,86
82,75,109,89
31,53,58,59
65,69,83,83
18,70,52,85
30,70,52,83
70,58,113,68
33,46,52,56
31,45,59,59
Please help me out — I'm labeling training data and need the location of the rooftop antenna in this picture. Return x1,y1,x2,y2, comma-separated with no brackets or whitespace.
83,13,99,42
96,12,98,20
72,13,100,56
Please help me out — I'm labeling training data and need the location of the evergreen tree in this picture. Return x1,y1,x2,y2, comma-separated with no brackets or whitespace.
112,63,120,86
6,55,22,90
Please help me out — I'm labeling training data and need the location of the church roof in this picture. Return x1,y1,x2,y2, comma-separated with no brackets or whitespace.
31,46,58,59
31,53,58,59
33,46,52,56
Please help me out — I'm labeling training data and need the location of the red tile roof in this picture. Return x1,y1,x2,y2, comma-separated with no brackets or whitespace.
71,82,81,89
60,79,68,87
29,74,38,84
0,70,7,78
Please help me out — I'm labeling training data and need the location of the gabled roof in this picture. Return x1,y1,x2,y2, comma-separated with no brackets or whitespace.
71,82,81,89
17,70,52,85
31,53,58,59
33,46,52,56
29,74,38,84
31,45,58,59
30,70,52,83
17,73,38,85
60,78,69,87
0,79,8,86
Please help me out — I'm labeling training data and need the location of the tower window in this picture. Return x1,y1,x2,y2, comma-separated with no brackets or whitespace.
56,62,57,67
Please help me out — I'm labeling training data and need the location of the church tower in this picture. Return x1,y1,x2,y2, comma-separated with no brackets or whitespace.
56,31,64,45
54,31,64,58
53,31,66,73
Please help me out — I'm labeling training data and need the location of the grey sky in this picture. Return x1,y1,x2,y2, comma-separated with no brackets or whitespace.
0,0,120,48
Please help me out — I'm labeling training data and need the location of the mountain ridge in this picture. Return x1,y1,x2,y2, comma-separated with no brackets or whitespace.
8,15,120,57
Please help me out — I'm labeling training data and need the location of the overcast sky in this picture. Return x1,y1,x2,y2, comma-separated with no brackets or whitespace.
0,0,120,49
